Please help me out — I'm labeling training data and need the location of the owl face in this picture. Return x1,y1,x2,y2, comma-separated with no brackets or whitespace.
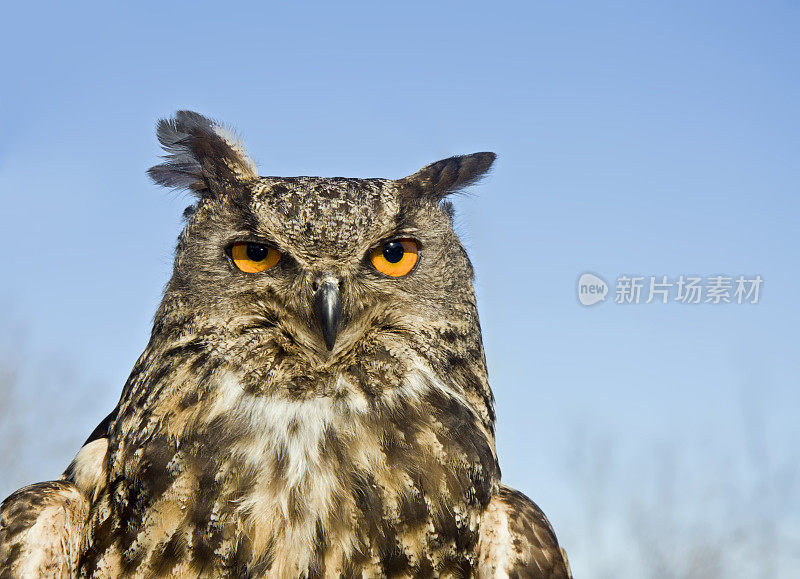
149,111,495,393
174,176,466,359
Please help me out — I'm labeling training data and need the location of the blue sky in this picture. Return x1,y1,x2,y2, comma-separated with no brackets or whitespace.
1,1,799,575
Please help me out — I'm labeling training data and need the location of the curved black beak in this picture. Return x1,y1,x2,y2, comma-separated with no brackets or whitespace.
313,280,341,351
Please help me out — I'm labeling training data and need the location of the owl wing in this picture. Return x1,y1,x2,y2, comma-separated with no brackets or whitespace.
0,480,89,578
477,485,573,578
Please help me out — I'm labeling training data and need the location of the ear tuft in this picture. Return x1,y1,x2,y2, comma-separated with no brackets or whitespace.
147,110,258,196
397,152,496,201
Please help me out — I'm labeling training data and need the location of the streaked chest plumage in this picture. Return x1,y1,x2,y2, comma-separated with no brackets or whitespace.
80,359,498,577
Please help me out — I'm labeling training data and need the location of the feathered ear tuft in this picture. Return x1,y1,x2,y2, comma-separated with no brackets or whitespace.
396,152,496,201
147,110,258,196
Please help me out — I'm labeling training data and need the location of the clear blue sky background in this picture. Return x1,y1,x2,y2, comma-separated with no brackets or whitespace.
1,1,799,576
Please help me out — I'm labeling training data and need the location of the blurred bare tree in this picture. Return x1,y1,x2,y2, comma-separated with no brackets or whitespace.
0,326,93,500
0,324,27,497
562,401,800,579
0,353,23,494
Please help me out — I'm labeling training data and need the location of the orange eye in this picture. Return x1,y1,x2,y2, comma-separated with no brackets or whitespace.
370,239,419,277
231,242,281,273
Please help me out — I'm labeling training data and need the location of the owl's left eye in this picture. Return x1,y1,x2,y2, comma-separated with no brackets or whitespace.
230,242,282,273
370,238,419,277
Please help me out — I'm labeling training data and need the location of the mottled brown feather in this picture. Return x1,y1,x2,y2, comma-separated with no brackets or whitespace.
0,481,89,578
477,485,572,578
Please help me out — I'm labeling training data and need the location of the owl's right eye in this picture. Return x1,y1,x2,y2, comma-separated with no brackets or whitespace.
230,242,282,273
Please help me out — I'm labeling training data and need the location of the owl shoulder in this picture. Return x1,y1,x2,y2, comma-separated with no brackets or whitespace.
477,484,572,578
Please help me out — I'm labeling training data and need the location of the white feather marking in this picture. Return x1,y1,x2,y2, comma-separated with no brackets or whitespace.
207,373,362,573
65,438,108,501
208,373,347,483
477,499,513,578
211,124,258,177
403,365,471,407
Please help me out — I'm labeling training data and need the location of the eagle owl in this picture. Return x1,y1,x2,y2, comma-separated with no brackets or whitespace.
0,111,571,578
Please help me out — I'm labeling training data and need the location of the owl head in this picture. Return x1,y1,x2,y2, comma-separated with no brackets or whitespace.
147,111,495,410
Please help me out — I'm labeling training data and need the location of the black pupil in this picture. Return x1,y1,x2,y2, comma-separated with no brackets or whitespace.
246,243,269,262
382,241,405,264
